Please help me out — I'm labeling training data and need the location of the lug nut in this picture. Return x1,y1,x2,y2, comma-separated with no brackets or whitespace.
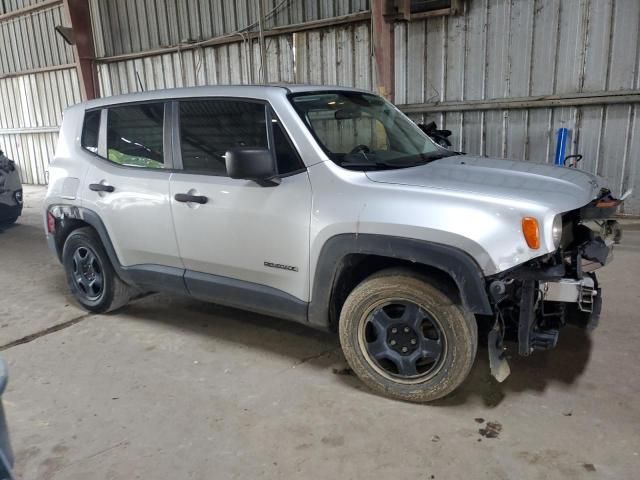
401,347,408,353
404,327,410,333
391,328,398,333
410,339,416,345
390,340,397,346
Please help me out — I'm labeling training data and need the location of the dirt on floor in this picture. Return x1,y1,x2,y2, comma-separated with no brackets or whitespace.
1,186,639,479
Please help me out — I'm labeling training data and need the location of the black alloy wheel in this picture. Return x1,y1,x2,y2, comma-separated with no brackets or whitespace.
71,245,104,300
360,300,445,381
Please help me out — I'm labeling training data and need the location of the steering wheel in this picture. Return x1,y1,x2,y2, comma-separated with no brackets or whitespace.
349,144,371,154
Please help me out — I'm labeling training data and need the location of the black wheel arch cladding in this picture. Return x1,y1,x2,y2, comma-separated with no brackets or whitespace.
308,234,493,329
54,208,493,329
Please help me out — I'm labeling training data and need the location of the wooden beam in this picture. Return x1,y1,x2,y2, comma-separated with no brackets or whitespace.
398,90,640,113
0,0,62,23
0,63,75,80
371,0,394,101
63,0,98,100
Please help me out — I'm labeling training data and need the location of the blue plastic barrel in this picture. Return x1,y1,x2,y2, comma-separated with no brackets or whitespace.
554,128,569,166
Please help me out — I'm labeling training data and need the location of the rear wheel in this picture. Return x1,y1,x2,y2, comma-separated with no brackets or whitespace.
62,227,131,313
339,269,477,402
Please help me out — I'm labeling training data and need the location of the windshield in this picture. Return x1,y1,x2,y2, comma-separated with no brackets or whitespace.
289,91,452,170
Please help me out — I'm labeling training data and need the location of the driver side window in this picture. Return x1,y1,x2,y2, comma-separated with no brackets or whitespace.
179,100,268,175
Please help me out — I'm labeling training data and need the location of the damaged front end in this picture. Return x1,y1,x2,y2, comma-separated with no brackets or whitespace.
486,189,625,381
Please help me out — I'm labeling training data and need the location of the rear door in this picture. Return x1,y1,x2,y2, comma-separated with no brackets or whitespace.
79,102,183,271
169,98,312,302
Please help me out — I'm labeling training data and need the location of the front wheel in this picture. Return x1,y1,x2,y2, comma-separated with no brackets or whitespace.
339,269,477,402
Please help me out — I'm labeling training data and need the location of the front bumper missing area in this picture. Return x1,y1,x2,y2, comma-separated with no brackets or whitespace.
541,277,597,313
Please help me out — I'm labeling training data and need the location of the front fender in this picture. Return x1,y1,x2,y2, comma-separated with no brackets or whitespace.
307,234,493,329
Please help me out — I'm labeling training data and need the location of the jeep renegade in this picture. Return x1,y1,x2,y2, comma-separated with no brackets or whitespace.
44,86,623,402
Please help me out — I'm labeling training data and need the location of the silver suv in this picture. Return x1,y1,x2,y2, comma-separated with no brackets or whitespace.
44,86,623,402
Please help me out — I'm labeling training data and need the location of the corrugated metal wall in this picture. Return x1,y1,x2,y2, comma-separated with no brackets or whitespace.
2,0,639,214
97,36,295,95
0,1,78,184
0,0,46,15
394,0,640,214
0,4,74,73
96,20,374,95
89,0,369,57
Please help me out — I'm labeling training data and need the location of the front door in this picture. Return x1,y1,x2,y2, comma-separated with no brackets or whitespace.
169,99,312,303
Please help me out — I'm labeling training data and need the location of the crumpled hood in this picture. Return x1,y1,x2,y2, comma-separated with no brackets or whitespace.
365,155,604,211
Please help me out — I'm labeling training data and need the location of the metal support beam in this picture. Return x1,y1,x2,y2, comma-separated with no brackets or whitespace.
371,0,394,101
398,90,640,113
0,63,75,80
63,0,98,100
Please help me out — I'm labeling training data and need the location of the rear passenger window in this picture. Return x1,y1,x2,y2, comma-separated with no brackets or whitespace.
81,110,101,154
179,100,268,175
106,103,165,168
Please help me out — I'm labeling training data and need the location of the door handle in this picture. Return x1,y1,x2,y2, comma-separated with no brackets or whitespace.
89,183,115,193
174,193,208,204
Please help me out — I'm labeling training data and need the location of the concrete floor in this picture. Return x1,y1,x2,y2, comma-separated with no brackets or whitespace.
1,186,639,480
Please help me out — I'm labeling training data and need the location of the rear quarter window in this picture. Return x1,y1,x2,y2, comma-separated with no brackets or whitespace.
81,110,101,153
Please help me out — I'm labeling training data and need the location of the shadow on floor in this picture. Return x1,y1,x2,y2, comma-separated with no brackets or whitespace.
434,326,592,407
111,294,593,407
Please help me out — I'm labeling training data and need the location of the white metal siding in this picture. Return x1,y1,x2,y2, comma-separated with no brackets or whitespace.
0,4,74,74
0,67,80,184
95,20,373,94
0,0,49,15
0,2,77,185
89,0,370,57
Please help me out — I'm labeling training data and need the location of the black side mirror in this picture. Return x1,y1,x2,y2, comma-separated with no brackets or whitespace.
225,147,280,186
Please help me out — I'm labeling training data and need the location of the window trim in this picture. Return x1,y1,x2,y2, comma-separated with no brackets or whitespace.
98,108,107,157
80,96,308,178
269,108,306,177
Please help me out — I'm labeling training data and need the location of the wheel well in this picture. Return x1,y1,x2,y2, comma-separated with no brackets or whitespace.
53,218,93,261
328,254,461,331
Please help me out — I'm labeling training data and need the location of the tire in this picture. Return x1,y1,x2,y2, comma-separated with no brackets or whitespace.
0,217,18,227
339,269,477,402
62,227,132,313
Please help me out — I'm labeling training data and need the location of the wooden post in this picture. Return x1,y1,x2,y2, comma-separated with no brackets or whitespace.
63,0,98,100
371,0,394,102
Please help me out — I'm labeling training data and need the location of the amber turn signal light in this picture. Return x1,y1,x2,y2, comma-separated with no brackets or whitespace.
522,217,540,249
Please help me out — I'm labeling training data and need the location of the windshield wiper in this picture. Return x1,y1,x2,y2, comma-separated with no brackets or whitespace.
339,160,398,170
339,149,456,170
